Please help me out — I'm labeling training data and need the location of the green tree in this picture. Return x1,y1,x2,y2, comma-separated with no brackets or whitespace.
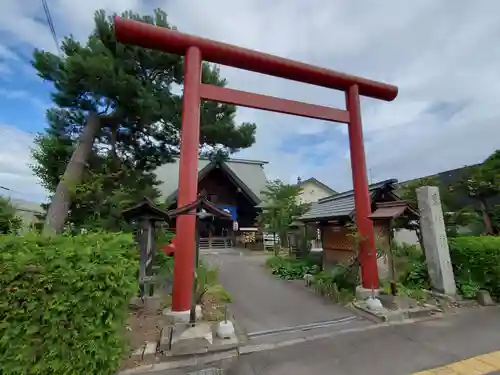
398,177,440,210
454,150,500,234
397,176,478,241
0,197,22,234
32,9,256,235
204,147,230,164
489,204,500,233
396,177,438,247
257,180,310,254
32,109,161,232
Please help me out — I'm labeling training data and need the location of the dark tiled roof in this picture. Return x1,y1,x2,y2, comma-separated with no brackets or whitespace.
122,198,170,221
397,163,500,209
299,179,397,221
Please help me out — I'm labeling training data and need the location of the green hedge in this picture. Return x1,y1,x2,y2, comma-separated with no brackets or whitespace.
449,236,500,299
0,231,138,375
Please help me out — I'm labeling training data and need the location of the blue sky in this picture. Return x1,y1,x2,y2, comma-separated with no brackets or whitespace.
1,0,500,204
1,76,50,134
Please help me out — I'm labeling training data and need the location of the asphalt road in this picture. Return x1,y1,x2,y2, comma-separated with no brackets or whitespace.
148,306,500,375
224,306,500,375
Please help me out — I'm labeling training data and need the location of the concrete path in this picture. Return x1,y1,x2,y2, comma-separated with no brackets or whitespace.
203,249,370,341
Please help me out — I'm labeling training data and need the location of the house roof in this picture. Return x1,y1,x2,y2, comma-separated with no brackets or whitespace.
298,177,337,195
396,162,500,209
396,164,480,190
369,201,418,220
155,157,269,205
299,179,398,222
122,198,170,222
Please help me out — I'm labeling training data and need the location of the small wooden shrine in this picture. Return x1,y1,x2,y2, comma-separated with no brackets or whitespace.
122,198,171,297
369,200,419,295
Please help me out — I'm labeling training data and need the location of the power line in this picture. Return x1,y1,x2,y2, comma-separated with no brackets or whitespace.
1,185,33,199
0,187,45,206
41,0,60,53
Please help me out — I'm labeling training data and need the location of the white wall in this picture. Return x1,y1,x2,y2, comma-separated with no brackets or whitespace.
394,228,420,246
298,181,332,204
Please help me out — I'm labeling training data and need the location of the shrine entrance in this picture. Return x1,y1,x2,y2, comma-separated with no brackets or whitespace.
198,217,233,250
114,18,399,314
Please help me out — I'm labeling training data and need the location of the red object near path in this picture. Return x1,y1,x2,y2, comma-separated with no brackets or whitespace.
163,237,177,257
114,16,398,313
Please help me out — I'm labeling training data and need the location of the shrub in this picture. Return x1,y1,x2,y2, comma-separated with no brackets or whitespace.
156,229,175,248
388,242,431,290
195,260,220,304
266,255,320,280
311,265,357,303
449,236,500,299
195,262,232,322
399,255,430,290
0,231,138,375
392,242,422,260
391,282,428,302
0,196,22,234
205,284,232,303
154,250,174,278
202,284,233,321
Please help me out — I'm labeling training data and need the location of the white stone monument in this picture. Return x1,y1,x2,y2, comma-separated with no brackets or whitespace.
416,186,457,296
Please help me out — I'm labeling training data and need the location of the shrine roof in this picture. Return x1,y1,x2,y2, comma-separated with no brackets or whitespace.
155,157,269,205
299,179,399,222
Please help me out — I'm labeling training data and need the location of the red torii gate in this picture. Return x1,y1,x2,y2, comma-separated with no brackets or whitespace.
114,17,398,314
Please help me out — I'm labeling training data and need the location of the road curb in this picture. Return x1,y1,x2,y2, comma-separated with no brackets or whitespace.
117,350,239,375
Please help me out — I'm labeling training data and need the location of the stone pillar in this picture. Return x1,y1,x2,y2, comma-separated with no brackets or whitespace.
416,186,457,296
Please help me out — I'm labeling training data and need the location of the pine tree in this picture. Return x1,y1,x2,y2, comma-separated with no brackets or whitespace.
31,9,256,234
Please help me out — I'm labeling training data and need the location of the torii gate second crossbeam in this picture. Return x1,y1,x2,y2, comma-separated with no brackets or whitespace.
114,17,399,315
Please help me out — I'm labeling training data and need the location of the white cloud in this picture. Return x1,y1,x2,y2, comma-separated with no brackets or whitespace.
165,0,500,191
0,125,47,202
1,0,499,197
0,44,20,61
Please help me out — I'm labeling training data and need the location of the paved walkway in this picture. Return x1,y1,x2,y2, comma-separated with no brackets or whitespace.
223,306,500,375
203,249,370,341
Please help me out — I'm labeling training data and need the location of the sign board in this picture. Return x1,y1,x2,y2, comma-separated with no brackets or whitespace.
217,205,237,221
263,232,279,250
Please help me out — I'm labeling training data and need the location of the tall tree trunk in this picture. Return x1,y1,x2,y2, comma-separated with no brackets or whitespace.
109,125,120,171
43,113,101,236
415,226,424,249
479,198,493,235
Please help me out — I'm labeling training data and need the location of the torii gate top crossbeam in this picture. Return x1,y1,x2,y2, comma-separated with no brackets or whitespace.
114,17,398,102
